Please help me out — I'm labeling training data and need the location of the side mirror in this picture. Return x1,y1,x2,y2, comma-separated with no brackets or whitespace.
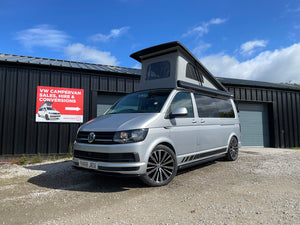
170,107,188,118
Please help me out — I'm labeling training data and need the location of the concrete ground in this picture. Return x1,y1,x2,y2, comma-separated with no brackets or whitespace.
0,147,299,225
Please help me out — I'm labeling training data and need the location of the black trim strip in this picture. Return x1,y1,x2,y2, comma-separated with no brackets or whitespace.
141,49,177,61
98,166,140,172
181,148,227,163
177,80,233,98
179,153,227,170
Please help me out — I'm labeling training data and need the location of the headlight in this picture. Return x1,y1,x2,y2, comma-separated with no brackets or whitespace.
113,129,148,144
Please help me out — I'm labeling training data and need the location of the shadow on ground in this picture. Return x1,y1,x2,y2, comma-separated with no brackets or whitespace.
26,159,223,193
26,160,146,193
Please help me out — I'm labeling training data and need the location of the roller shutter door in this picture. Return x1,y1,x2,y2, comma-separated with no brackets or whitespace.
97,93,124,116
238,103,270,147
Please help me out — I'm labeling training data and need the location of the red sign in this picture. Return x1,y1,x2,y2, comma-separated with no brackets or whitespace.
36,86,84,123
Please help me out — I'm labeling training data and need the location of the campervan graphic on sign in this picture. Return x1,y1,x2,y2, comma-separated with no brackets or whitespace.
37,101,61,120
36,86,84,123
73,42,241,186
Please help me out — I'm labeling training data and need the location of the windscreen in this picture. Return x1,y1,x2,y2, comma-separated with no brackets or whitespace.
105,89,172,114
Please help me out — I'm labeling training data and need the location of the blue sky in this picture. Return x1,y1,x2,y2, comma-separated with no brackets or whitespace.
1,0,300,83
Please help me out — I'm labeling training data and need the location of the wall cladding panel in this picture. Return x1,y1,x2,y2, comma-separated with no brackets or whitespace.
109,77,117,92
0,66,6,155
2,67,18,155
125,79,133,93
117,78,125,92
25,69,39,154
37,70,51,154
100,76,108,91
47,71,61,154
296,94,300,147
81,73,90,122
14,68,29,154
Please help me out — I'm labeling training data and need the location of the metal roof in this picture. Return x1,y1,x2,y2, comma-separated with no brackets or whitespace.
217,77,299,91
0,53,298,91
0,53,141,76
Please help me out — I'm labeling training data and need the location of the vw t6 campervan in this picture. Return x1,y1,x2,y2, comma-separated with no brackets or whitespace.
73,42,241,186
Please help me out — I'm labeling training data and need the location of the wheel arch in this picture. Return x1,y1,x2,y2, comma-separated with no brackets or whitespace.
226,133,239,152
158,142,176,155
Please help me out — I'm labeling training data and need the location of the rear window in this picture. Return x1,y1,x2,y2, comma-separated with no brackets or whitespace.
194,94,234,118
146,61,170,80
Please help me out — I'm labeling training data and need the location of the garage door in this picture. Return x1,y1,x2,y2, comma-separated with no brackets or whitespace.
238,103,270,147
97,93,124,116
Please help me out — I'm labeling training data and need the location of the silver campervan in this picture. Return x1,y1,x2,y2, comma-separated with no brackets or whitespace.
73,42,241,186
38,101,61,120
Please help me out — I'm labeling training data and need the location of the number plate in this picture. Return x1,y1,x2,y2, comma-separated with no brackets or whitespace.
79,160,98,170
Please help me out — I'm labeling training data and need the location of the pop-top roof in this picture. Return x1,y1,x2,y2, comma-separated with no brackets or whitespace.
131,41,228,92
0,53,140,76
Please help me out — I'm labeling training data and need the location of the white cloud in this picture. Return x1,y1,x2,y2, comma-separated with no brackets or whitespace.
132,63,141,69
183,18,227,38
15,25,69,50
89,26,130,42
65,43,119,65
193,42,212,57
240,40,268,56
200,43,300,83
294,25,300,29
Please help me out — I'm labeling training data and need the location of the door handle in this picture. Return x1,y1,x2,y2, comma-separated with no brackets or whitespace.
200,119,205,123
192,120,197,124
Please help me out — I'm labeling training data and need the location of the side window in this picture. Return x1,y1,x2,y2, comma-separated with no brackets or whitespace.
194,94,217,117
169,92,194,118
194,94,235,118
217,99,235,118
186,63,204,83
146,61,170,80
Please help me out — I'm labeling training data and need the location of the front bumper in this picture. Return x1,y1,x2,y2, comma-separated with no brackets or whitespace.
73,157,145,173
72,142,149,175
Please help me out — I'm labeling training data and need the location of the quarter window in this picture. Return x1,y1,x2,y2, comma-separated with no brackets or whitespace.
194,94,234,118
169,92,194,118
146,61,170,80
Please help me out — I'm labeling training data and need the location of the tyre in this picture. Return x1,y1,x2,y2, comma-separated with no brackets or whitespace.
140,145,177,187
226,137,239,161
45,114,49,120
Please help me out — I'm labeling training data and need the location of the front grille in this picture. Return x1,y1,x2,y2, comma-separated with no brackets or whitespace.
74,150,140,163
77,131,115,144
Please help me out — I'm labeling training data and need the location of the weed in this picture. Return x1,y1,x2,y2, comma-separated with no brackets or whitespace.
19,155,27,165
31,154,43,164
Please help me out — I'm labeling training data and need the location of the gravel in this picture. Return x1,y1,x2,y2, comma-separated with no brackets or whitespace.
0,147,299,225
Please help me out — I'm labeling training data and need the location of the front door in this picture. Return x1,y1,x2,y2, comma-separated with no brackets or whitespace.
167,92,197,155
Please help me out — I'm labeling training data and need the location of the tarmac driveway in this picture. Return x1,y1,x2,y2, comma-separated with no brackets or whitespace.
0,147,299,225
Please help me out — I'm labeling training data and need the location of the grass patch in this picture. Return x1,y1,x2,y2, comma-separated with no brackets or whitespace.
7,153,72,166
292,147,300,150
31,154,43,164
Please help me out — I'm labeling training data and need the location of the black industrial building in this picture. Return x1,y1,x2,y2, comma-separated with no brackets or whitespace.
0,53,299,156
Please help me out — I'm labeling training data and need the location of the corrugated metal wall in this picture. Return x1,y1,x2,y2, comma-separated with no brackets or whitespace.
0,63,140,155
225,85,300,148
1,61,300,156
